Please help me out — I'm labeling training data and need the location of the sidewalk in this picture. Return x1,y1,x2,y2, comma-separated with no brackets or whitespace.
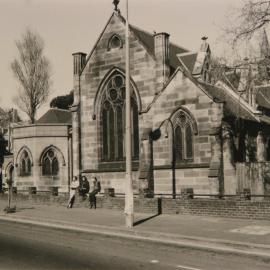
1,200,270,259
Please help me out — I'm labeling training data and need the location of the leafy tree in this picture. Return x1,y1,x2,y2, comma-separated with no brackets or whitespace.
11,29,51,123
50,91,74,110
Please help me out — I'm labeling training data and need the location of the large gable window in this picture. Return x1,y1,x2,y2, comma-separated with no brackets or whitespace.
42,149,59,176
20,150,32,176
172,110,194,162
101,73,139,162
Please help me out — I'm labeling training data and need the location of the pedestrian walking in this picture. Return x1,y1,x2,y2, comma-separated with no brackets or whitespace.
79,176,90,199
67,176,79,208
89,176,101,209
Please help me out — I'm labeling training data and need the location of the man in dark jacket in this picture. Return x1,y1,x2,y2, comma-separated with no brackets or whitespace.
79,176,90,199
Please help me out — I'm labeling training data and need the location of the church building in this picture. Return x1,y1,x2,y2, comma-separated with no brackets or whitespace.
4,4,270,198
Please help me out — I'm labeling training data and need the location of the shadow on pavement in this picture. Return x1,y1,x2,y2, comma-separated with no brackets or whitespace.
134,213,160,226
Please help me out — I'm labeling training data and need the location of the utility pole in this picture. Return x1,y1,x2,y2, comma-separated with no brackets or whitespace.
124,0,134,228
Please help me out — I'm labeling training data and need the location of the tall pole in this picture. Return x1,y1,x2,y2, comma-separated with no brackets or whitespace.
125,0,134,228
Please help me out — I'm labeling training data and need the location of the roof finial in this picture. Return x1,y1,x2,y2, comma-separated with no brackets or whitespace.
113,0,120,11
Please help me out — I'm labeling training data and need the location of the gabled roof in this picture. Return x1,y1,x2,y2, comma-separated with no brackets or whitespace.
177,52,198,73
198,81,260,122
82,12,189,75
36,108,71,125
130,24,189,70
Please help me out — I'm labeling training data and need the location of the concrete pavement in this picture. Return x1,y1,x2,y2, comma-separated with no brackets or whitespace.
1,200,270,259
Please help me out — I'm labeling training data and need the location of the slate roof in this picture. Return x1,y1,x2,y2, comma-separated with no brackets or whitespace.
198,81,259,122
36,108,72,125
177,53,198,73
130,25,188,71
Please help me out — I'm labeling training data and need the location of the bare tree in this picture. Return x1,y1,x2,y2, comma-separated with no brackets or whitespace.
11,29,51,123
225,0,270,44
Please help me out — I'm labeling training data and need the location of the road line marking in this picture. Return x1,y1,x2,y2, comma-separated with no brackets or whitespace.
176,265,202,270
150,260,159,264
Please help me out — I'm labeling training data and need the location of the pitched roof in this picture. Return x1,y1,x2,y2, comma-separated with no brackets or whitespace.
177,53,198,73
129,24,189,70
198,81,259,122
36,108,72,125
83,12,189,76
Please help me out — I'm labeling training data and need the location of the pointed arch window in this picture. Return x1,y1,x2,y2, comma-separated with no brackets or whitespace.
108,34,123,51
20,150,31,176
172,111,194,162
101,73,139,162
42,149,59,176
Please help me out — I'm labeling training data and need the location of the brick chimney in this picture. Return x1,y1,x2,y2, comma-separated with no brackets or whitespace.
154,32,170,86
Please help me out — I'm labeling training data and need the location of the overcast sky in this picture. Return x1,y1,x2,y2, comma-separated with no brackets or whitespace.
0,0,240,118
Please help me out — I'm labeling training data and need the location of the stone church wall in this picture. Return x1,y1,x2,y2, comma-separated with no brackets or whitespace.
79,14,162,192
147,72,221,194
77,13,223,195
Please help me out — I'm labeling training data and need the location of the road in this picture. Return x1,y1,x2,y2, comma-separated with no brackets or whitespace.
0,220,269,270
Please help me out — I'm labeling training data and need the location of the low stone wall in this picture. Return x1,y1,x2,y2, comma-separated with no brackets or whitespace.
1,192,270,220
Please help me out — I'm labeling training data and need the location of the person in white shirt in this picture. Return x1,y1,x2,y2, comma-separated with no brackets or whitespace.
67,176,80,208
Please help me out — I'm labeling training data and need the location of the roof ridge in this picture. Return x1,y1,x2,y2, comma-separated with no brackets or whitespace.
178,52,196,57
130,24,153,36
49,107,71,112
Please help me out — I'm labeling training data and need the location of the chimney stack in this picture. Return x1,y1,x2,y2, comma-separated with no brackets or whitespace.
72,52,87,76
154,32,170,86
72,52,86,105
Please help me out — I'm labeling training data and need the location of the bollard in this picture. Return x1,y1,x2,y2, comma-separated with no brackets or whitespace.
28,187,37,195
49,187,58,196
181,188,194,199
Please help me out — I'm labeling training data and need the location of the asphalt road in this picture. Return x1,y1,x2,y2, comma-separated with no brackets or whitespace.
0,220,269,270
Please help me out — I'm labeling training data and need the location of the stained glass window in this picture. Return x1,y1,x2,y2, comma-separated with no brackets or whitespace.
101,73,139,161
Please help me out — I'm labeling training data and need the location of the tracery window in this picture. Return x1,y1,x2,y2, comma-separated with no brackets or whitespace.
173,111,194,162
42,149,59,176
20,150,31,176
101,73,139,162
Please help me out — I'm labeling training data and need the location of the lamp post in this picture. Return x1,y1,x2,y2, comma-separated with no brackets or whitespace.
164,119,176,199
124,0,134,228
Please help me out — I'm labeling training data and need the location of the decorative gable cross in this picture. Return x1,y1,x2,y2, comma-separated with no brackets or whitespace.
113,0,120,11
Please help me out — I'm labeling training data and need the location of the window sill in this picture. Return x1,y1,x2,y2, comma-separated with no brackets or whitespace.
83,160,139,173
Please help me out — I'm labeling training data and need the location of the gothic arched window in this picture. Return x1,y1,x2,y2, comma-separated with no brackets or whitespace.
108,34,123,51
101,73,139,162
172,110,194,162
42,149,59,176
20,150,31,176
